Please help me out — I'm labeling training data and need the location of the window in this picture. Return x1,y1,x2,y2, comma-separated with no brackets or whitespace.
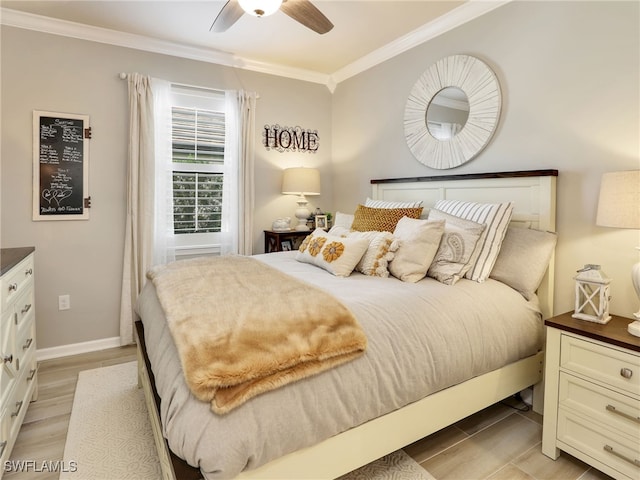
170,86,227,256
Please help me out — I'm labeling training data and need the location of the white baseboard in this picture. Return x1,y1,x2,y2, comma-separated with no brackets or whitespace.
36,336,123,361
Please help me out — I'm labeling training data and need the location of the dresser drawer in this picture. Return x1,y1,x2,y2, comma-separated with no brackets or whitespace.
0,310,16,406
1,256,34,312
558,410,640,479
559,372,640,439
13,287,34,333
0,407,9,466
560,335,640,397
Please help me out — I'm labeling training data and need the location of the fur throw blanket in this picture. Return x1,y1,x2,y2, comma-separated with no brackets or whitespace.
147,255,367,414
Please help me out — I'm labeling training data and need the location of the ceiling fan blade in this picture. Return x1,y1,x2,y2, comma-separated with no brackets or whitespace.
280,0,334,34
210,0,245,33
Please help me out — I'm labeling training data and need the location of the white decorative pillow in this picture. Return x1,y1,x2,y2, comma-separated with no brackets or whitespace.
388,217,445,283
332,211,354,230
296,229,369,277
348,231,399,277
365,197,423,209
434,200,513,282
490,227,557,300
427,209,486,285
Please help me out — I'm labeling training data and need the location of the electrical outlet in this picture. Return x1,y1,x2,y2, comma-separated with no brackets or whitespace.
58,294,71,311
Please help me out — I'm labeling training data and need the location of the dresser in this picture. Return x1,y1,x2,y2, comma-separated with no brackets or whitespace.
542,312,640,480
0,247,37,475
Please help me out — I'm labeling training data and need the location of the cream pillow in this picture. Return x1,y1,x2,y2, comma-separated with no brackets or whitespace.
434,200,513,282
389,217,445,283
427,209,486,285
347,230,399,277
332,211,354,230
351,205,423,233
296,229,369,277
490,227,557,300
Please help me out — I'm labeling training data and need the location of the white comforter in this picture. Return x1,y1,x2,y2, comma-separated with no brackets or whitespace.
136,252,543,479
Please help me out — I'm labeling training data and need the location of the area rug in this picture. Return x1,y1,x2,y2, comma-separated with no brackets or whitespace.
62,361,434,480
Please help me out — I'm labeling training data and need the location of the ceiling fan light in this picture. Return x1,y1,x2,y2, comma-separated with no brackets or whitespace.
238,0,283,17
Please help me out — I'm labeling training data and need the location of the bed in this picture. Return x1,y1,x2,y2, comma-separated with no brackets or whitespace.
135,169,558,480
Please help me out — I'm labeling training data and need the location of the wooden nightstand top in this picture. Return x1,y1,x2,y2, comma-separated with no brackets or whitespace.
545,311,640,353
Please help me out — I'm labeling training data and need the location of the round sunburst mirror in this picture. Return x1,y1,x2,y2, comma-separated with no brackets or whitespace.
404,55,501,169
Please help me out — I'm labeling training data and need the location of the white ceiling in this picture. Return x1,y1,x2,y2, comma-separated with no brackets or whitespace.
0,0,508,86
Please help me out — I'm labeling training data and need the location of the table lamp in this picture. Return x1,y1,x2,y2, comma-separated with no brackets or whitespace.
282,167,321,231
596,170,640,337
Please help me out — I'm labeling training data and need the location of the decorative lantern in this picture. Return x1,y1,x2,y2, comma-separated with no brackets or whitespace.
572,264,611,324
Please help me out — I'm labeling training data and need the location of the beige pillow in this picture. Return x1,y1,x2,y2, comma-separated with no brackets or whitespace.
332,211,354,230
348,230,399,277
427,209,486,285
296,229,369,277
434,200,513,282
389,217,445,283
490,227,557,300
351,205,423,233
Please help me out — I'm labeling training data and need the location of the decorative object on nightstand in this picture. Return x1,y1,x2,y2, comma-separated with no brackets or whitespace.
271,217,291,232
572,264,611,324
596,170,640,337
282,167,321,231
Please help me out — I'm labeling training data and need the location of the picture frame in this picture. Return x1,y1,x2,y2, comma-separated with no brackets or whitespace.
315,215,327,230
280,239,293,251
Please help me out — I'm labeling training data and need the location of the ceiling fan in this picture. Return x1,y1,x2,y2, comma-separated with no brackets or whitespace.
211,0,334,35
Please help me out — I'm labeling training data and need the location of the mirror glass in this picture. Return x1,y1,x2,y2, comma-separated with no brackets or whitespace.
426,87,470,140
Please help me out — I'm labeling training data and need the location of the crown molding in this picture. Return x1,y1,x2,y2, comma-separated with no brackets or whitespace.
329,0,511,86
1,1,509,90
0,7,331,86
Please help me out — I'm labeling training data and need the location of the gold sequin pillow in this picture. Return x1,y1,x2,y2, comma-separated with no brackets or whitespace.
296,229,369,277
351,205,423,233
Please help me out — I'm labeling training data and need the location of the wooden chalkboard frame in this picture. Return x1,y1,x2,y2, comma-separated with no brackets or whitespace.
32,111,90,221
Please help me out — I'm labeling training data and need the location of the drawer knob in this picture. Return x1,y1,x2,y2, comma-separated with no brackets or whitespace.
8,283,17,292
620,367,633,379
25,268,33,276
21,304,32,315
604,444,640,467
2,354,13,364
27,368,37,381
22,338,33,350
0,441,6,458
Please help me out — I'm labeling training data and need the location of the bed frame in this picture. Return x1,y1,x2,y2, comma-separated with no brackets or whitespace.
135,169,558,480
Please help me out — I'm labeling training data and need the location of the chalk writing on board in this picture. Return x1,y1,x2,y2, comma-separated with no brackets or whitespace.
37,116,85,216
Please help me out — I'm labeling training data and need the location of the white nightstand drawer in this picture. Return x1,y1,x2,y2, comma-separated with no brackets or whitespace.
559,372,640,439
560,334,640,397
558,410,640,479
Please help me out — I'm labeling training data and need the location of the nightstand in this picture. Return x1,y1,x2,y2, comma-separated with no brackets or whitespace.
264,230,310,253
542,312,640,480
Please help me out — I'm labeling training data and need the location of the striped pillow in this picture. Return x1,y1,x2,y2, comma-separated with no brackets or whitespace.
365,197,423,209
433,200,513,282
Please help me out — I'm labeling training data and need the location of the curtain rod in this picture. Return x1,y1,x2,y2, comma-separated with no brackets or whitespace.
118,73,227,95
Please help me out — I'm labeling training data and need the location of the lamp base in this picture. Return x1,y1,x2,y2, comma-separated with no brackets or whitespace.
293,195,310,232
628,319,640,337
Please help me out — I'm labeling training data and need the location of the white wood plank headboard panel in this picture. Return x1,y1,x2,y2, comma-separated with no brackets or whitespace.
371,170,558,318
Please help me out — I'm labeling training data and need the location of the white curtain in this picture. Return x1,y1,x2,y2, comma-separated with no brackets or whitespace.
119,74,175,345
119,73,155,345
221,90,257,256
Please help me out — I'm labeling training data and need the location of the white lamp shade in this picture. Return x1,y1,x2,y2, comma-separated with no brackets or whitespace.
596,170,640,228
282,168,321,196
238,0,282,17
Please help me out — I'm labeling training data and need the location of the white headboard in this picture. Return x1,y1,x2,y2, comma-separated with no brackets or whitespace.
371,170,558,318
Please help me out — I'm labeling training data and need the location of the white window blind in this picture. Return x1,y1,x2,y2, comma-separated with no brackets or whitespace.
170,96,225,235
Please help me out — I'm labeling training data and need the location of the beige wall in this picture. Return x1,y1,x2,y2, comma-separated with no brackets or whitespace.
1,27,333,349
331,1,639,317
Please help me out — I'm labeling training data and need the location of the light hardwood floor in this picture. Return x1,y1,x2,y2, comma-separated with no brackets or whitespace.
4,346,614,480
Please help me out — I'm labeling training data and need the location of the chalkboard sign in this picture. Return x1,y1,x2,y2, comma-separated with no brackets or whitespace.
33,111,90,221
